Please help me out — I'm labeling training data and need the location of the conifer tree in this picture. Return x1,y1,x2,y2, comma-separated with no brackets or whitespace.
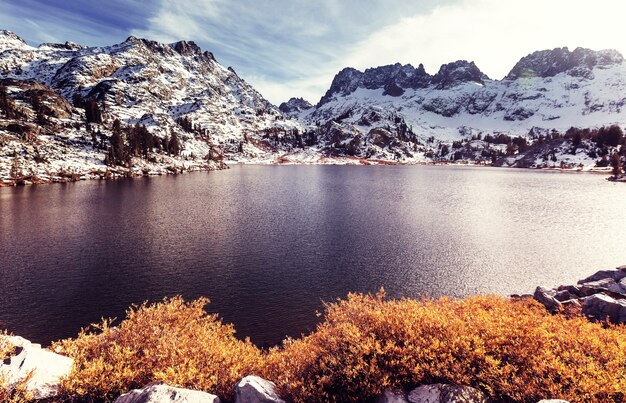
610,152,622,178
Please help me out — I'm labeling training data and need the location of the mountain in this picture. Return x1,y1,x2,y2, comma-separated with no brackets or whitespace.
0,30,302,184
1,30,625,184
291,47,626,168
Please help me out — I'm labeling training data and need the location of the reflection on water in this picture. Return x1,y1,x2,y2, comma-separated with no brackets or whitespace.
1,165,625,346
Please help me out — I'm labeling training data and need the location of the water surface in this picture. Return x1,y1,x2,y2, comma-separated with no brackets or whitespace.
1,165,625,346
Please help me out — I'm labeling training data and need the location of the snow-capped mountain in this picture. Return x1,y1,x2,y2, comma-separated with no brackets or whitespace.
1,27,625,184
0,30,302,184
291,47,626,167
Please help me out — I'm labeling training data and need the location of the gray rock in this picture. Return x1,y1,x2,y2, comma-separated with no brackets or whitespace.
560,298,581,309
0,335,73,400
234,376,285,403
408,384,488,403
577,267,626,284
375,388,409,403
553,289,576,302
582,293,626,324
608,277,626,296
115,384,221,403
534,286,562,312
555,285,586,298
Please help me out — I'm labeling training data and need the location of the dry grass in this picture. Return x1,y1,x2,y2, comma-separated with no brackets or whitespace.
32,293,626,402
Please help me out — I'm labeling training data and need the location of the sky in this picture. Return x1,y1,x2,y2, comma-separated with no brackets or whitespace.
1,0,625,104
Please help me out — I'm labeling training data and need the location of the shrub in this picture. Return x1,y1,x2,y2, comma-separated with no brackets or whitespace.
262,292,626,402
53,297,262,401
28,293,626,402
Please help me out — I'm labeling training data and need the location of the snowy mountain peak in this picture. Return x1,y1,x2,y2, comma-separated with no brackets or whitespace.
318,63,433,106
431,60,489,89
39,41,85,51
171,40,203,57
506,47,624,79
279,97,313,116
0,30,30,51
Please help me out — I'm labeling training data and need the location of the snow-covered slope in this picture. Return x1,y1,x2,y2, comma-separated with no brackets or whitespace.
1,30,625,182
292,47,626,168
0,30,305,184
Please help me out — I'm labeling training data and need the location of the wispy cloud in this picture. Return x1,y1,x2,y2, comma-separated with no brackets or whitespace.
341,0,626,81
1,0,624,105
0,0,156,45
131,0,450,103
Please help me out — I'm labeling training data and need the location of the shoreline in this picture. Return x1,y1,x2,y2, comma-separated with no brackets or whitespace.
1,157,618,188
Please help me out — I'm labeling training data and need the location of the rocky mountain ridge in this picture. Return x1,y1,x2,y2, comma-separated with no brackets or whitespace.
290,46,626,168
0,30,305,184
1,29,625,182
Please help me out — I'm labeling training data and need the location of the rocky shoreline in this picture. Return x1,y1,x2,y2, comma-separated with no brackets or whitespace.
0,158,616,188
0,160,227,187
533,265,626,324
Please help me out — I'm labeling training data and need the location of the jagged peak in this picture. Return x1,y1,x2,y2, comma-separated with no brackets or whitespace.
431,60,489,89
171,40,202,56
39,41,85,51
506,47,624,79
279,97,313,114
124,35,140,43
317,63,434,106
0,30,26,43
0,29,30,50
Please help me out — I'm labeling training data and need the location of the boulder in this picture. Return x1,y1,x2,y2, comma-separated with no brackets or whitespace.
0,335,73,400
234,376,285,403
375,388,409,403
115,383,221,403
555,285,585,298
408,384,489,403
534,287,562,312
582,293,626,324
577,267,626,284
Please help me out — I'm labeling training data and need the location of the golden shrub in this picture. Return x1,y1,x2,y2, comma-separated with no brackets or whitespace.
53,296,262,401
12,292,626,402
262,292,626,402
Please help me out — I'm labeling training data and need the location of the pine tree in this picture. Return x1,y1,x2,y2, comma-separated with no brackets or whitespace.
10,154,22,179
105,119,130,166
168,131,182,155
85,98,102,124
610,153,622,178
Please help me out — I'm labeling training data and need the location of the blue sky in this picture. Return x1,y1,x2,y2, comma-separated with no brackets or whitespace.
1,0,624,104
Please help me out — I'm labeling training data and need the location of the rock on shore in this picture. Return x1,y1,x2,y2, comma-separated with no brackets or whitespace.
533,265,626,323
0,335,73,399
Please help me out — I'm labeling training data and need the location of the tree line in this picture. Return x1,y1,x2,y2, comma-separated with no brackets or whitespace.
103,119,182,167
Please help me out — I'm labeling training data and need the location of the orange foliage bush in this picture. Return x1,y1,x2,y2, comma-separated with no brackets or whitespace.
48,293,626,402
53,297,261,401
263,292,626,402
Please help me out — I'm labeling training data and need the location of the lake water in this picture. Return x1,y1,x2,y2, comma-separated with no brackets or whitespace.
1,165,625,347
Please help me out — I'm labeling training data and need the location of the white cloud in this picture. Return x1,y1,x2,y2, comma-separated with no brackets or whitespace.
131,0,626,105
342,0,626,79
